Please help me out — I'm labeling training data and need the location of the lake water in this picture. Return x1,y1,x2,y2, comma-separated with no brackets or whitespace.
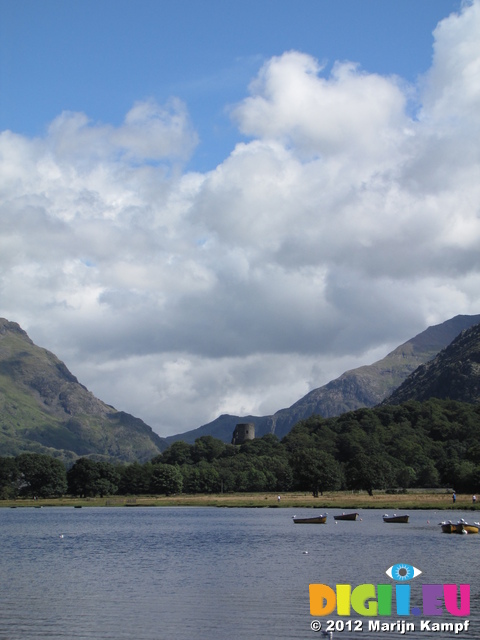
0,507,478,640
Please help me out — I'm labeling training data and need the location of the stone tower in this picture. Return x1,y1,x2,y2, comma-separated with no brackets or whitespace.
231,422,255,445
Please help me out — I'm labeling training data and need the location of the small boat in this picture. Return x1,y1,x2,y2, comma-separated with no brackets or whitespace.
292,514,327,524
383,514,409,523
440,519,479,534
334,512,359,521
440,521,456,533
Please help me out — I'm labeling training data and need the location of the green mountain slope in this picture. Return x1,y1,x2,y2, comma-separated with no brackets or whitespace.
167,314,480,444
0,319,167,462
383,322,480,405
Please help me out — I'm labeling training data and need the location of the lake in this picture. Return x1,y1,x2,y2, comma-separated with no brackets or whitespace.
0,507,478,639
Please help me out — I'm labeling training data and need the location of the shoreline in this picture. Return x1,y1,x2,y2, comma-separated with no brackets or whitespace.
1,491,479,510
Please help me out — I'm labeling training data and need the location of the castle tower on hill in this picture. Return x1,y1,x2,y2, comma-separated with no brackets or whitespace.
231,423,255,445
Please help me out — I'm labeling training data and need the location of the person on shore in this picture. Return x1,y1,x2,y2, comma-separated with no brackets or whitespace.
452,492,456,503
473,495,477,504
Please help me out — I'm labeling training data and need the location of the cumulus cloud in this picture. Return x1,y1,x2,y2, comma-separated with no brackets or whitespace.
231,51,409,162
1,2,480,436
421,0,480,126
45,97,198,164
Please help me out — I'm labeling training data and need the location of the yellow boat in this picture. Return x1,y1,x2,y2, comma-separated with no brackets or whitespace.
440,519,479,534
462,523,479,534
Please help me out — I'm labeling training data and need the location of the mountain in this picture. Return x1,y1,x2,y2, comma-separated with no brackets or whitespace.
0,318,167,463
383,322,480,405
166,413,272,445
166,314,480,445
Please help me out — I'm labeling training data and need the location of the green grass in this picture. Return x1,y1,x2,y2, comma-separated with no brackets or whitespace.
2,491,479,510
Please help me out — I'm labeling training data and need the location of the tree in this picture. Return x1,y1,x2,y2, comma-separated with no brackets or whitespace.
415,460,440,488
336,426,369,462
240,434,281,457
452,461,477,493
150,464,183,495
345,452,394,496
67,458,119,497
290,450,342,497
17,453,67,498
117,462,153,494
263,457,293,492
95,462,120,496
181,462,220,493
244,468,268,492
160,441,194,466
213,465,236,493
67,458,100,497
395,465,417,489
192,436,226,463
466,443,480,465
0,457,20,499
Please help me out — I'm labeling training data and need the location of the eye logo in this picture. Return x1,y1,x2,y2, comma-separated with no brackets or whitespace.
386,563,422,581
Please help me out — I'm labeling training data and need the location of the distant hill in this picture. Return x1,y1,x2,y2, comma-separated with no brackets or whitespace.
165,413,272,445
166,314,480,444
383,322,480,405
0,318,167,463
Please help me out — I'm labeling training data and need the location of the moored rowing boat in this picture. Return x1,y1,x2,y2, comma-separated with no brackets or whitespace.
383,514,409,523
292,514,327,524
334,512,359,521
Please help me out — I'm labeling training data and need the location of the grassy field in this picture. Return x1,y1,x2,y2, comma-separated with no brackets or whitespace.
1,490,479,510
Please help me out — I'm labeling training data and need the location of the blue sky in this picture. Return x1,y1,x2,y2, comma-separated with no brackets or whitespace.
1,0,479,438
1,0,462,171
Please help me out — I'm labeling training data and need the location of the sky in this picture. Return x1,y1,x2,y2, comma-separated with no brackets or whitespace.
1,0,479,438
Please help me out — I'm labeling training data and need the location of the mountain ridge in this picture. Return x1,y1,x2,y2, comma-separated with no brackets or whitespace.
0,318,167,463
166,314,480,444
383,322,480,405
3,313,480,459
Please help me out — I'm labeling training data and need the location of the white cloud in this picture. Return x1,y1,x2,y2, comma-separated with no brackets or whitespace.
45,97,198,165
1,2,480,436
421,0,480,126
232,51,409,163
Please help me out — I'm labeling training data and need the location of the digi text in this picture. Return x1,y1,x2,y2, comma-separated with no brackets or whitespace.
310,619,471,634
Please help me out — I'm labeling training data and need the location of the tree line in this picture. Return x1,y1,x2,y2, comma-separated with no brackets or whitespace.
1,398,480,499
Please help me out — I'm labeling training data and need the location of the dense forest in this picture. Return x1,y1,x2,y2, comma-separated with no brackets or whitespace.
1,398,480,499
